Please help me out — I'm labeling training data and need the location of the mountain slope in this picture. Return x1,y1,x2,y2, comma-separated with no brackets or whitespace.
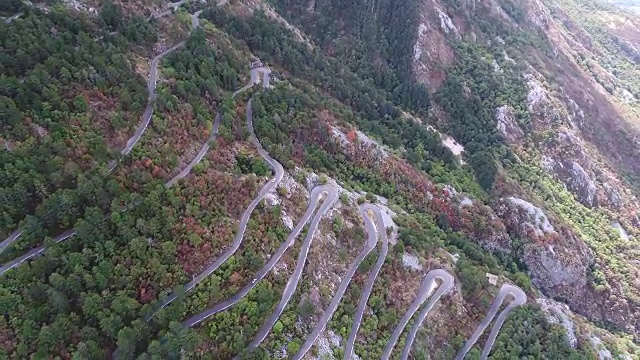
0,0,639,359
267,0,640,337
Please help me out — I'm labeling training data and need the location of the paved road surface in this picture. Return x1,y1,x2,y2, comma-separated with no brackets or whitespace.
480,287,526,359
120,40,186,156
399,270,454,360
292,204,380,360
455,283,526,360
3,12,22,24
381,270,452,359
0,229,24,254
183,185,338,328
151,97,284,313
344,204,389,360
245,189,340,351
0,229,76,275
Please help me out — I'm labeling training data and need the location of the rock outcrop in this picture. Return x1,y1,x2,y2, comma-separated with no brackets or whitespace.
495,196,637,336
495,105,525,144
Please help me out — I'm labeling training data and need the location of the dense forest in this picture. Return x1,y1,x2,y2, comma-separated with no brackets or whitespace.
0,6,155,255
269,0,430,113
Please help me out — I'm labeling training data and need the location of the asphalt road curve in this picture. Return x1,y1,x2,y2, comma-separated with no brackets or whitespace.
183,185,338,328
0,11,204,273
454,283,526,360
292,204,383,360
343,204,389,360
165,44,249,189
381,269,454,360
150,97,284,314
399,270,454,360
119,40,186,157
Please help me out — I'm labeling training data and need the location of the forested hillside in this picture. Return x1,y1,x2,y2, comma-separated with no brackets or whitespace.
0,0,638,359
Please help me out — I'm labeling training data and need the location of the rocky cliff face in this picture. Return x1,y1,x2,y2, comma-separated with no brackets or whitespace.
410,0,640,338
495,196,637,334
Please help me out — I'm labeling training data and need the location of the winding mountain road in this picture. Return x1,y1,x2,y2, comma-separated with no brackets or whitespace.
399,270,454,360
183,184,338,328
151,97,285,313
245,189,340,352
344,204,389,360
120,40,186,157
0,10,204,272
480,292,526,359
454,283,526,360
2,110,220,275
292,204,381,360
381,269,454,360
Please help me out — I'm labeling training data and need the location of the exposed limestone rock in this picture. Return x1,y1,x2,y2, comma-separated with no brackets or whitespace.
414,23,428,62
588,334,613,360
265,191,295,230
542,156,597,208
31,123,49,138
62,0,97,15
568,161,597,207
504,197,555,236
526,237,591,290
620,88,636,104
459,196,473,207
495,105,524,143
1,137,14,152
541,155,556,173
538,127,606,208
612,222,630,241
356,130,389,159
495,197,636,336
441,135,465,157
527,0,550,29
603,183,622,209
536,297,578,348
411,3,456,88
265,171,309,230
402,252,423,271
329,125,388,163
503,49,516,64
492,58,502,73
565,97,585,130
316,330,342,360
524,73,549,112
436,7,460,39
